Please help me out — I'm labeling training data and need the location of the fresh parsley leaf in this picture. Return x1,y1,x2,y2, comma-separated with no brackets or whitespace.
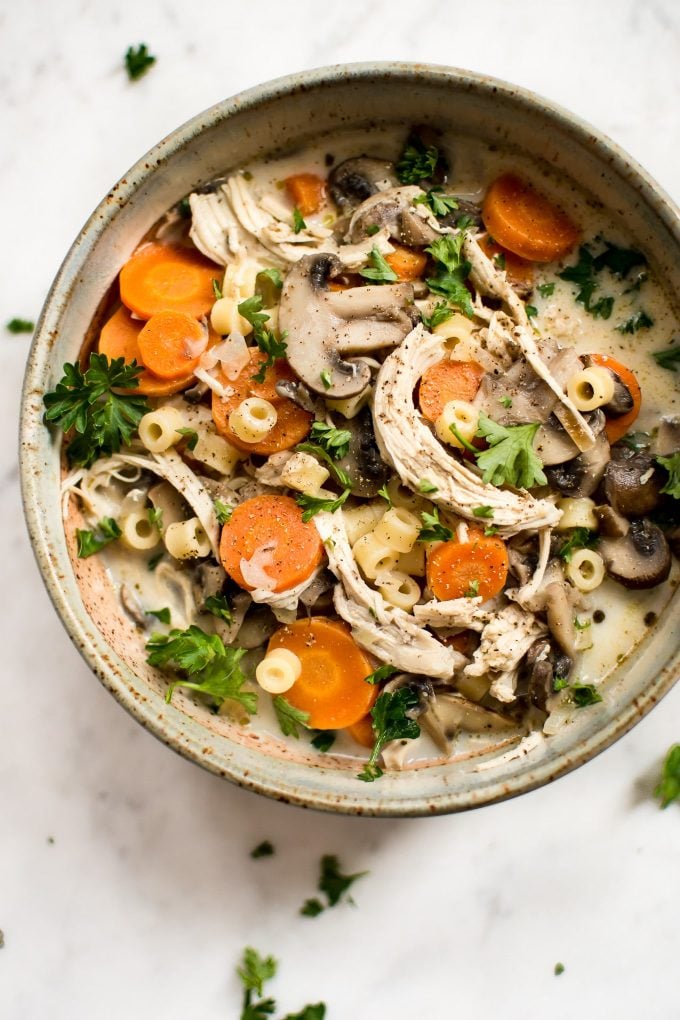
273,696,310,738
212,278,223,300
558,528,599,563
317,854,367,907
592,242,646,279
175,427,198,451
147,552,163,571
359,246,398,284
202,593,233,624
537,282,555,298
456,214,475,229
147,607,171,625
6,317,34,333
242,999,276,1020
296,442,352,488
307,421,352,460
656,453,680,498
300,899,325,918
472,506,493,518
43,354,149,467
214,499,233,525
616,310,654,334
418,478,438,493
464,579,480,598
250,841,275,859
621,431,651,452
553,676,570,692
573,616,592,631
237,947,277,1020
500,396,513,408
238,295,270,332
396,143,440,184
177,197,192,219
414,187,458,218
147,505,163,529
421,302,454,331
554,963,565,977
475,413,547,489
425,232,474,318
296,488,350,522
238,295,288,383
484,525,499,536
146,626,256,713
292,208,307,234
255,269,283,306
652,345,680,371
654,744,680,808
364,664,398,686
418,507,453,543
319,369,332,390
558,246,614,319
365,224,380,236
570,683,603,708
310,731,335,752
377,484,392,506
282,1004,326,1020
76,517,121,558
358,688,421,782
124,43,156,81
525,304,538,319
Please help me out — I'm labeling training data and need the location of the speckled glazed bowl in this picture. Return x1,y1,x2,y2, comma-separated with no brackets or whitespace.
20,63,680,815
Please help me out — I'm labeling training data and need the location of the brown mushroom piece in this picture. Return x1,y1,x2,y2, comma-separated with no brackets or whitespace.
421,691,517,752
335,406,391,497
545,429,610,498
598,518,671,589
327,156,399,211
602,452,663,518
595,503,630,538
278,253,418,398
347,186,441,246
534,410,606,466
652,417,680,457
583,356,634,417
522,639,573,712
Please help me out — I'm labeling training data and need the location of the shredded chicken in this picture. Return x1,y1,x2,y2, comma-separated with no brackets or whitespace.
413,597,492,632
373,325,561,533
464,604,547,703
249,568,325,624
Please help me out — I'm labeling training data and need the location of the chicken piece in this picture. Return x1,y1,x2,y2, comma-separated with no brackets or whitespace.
464,604,547,703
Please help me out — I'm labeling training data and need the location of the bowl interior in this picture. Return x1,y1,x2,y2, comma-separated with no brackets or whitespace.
20,64,680,815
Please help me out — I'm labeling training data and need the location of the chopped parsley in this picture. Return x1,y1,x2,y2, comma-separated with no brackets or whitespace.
418,507,453,543
147,505,163,529
146,607,171,625
319,368,332,390
475,413,547,489
464,579,480,598
359,246,398,284
656,452,680,498
273,696,310,738
175,427,198,451
202,593,233,624
525,304,538,319
43,354,149,467
147,552,163,572
621,431,651,452
421,301,454,331
418,478,438,494
238,295,288,383
250,840,275,859
212,278,223,300
292,207,307,233
558,246,614,319
6,317,34,333
76,516,121,558
146,626,256,713
295,488,351,522
537,282,555,298
301,854,368,916
652,345,680,371
425,232,474,318
499,396,513,409
306,421,352,460
364,663,399,686
377,484,392,506
554,963,565,977
124,43,156,81
237,947,277,1020
358,687,421,782
616,310,654,334
484,525,499,536
396,142,440,184
365,224,380,236
414,187,458,218
300,898,325,918
296,441,352,487
214,499,233,525
255,268,283,305
654,744,680,808
472,506,493,518
493,252,506,271
310,731,336,752
570,683,603,708
592,241,646,279
558,528,599,563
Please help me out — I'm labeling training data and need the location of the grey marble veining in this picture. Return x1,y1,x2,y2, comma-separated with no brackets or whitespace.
2,1,680,1017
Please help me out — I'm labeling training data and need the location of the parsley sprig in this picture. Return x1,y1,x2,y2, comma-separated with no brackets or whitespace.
124,43,156,81
417,507,453,543
396,142,440,185
273,696,310,738
656,453,680,499
652,345,680,371
236,947,326,1020
43,354,149,467
558,528,599,563
421,301,454,331
414,187,458,218
76,517,121,558
238,295,288,383
359,246,398,284
475,413,547,489
425,233,474,318
296,488,351,522
358,687,421,782
146,625,256,712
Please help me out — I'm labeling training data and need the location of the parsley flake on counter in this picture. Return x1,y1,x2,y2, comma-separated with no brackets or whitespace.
124,43,156,81
537,282,555,298
554,962,565,976
76,517,121,558
300,898,325,918
146,607,171,625
414,187,458,218
214,499,233,525
421,301,454,331
425,232,474,319
146,626,256,713
43,354,149,467
292,207,307,234
654,744,680,808
558,246,614,319
6,317,34,333
296,488,351,522
616,310,654,334
656,453,680,499
364,663,398,686
250,840,275,860
652,345,680,372
283,1006,326,1020
396,142,440,184
202,593,233,624
237,947,277,1020
358,687,421,782
301,854,368,915
359,245,398,283
475,414,547,489
273,696,310,738
418,507,454,543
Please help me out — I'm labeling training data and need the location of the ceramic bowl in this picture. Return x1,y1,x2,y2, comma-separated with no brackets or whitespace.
20,63,680,816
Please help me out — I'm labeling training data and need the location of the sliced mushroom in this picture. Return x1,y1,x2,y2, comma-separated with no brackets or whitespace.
348,186,440,246
543,577,579,658
652,417,680,457
420,691,517,752
476,357,557,427
279,253,417,397
534,410,606,467
120,583,148,627
327,156,398,211
522,639,574,711
235,603,279,648
274,378,317,413
602,453,663,518
335,406,391,497
546,430,610,498
583,356,634,416
599,518,671,589
439,198,483,231
595,503,630,538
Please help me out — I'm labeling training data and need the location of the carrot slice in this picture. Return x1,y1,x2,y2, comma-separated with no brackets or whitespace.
346,713,376,748
588,353,642,443
284,173,326,216
426,532,509,601
482,174,580,263
212,349,312,454
137,310,207,380
119,242,220,320
98,306,195,396
418,359,485,423
479,234,534,287
268,618,378,729
385,244,428,281
220,494,323,594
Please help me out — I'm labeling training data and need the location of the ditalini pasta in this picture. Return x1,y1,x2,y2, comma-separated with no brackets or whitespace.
43,121,680,782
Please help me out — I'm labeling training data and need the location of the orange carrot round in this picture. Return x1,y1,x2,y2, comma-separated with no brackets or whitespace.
98,306,195,396
268,618,378,730
482,174,580,263
212,349,312,454
418,359,485,423
137,310,207,380
119,242,220,320
219,494,323,594
385,244,428,281
427,532,509,602
479,234,535,287
284,173,326,216
588,353,642,443
346,713,376,748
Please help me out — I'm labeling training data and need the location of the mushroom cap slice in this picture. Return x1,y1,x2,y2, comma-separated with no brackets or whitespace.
347,186,441,246
602,452,663,518
545,430,611,498
328,156,398,210
334,406,391,498
278,253,417,398
599,518,672,590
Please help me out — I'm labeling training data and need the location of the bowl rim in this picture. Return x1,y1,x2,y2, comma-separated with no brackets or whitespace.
20,61,680,816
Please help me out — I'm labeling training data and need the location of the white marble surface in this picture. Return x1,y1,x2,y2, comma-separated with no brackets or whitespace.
2,1,680,1017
